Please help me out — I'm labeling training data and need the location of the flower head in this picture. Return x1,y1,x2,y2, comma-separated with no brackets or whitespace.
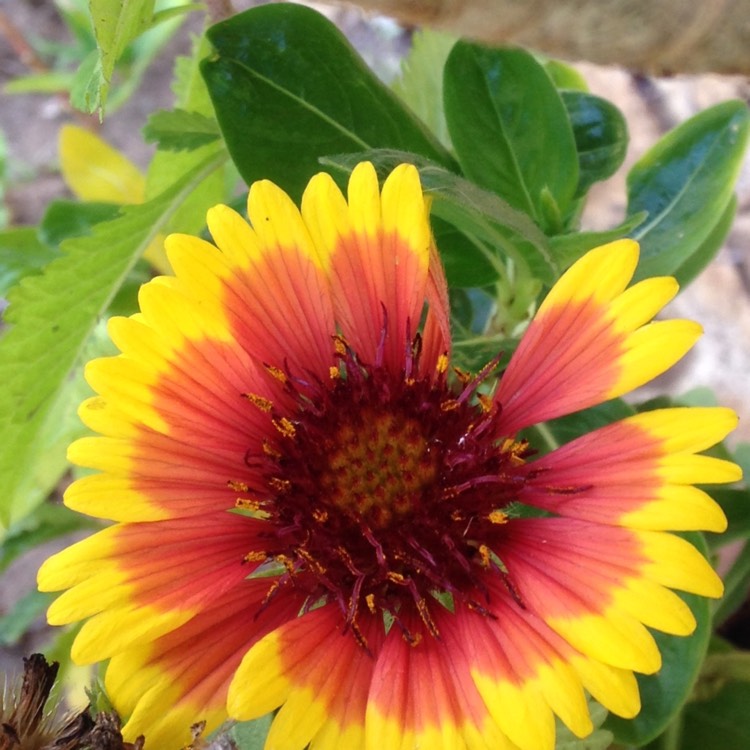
39,163,740,750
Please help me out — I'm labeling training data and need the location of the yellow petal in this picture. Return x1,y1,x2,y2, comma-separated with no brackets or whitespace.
59,124,145,204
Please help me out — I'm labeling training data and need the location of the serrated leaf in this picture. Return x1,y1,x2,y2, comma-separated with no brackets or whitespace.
201,3,454,202
391,28,456,148
0,151,225,528
443,43,579,230
144,108,220,151
145,32,228,237
628,100,749,281
0,228,58,296
605,533,714,745
40,201,121,247
89,0,154,111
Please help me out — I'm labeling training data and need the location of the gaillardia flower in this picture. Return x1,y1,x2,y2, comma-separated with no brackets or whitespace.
39,163,740,750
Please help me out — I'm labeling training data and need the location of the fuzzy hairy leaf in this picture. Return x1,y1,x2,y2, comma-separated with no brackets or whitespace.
144,108,221,151
0,152,225,527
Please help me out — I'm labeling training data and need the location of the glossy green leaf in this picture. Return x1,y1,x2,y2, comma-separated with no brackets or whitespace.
561,91,628,198
0,228,58,296
705,488,750,549
679,680,750,750
713,542,750,626
391,29,456,149
672,194,736,286
144,108,221,151
0,152,226,528
443,43,578,230
431,216,497,288
201,4,454,201
628,100,749,281
549,212,647,268
605,533,714,745
544,59,589,92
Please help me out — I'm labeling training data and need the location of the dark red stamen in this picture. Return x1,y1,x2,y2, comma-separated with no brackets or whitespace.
235,334,531,646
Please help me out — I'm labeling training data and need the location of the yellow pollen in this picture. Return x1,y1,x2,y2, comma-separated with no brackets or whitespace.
436,353,449,374
244,550,267,563
313,508,329,523
269,477,291,492
387,571,406,584
227,480,249,492
273,417,296,439
235,497,260,510
478,544,492,568
329,365,340,379
501,437,528,467
262,439,281,458
243,392,273,412
334,337,347,356
478,393,493,413
441,399,460,412
488,509,508,524
265,365,287,383
453,366,471,384
365,594,376,613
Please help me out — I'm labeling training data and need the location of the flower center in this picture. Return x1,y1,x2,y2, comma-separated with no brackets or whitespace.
236,338,529,645
321,410,437,529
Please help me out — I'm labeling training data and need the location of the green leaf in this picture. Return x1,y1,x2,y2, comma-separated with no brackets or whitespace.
323,150,557,284
713,541,750,626
0,502,97,575
544,59,589,92
443,43,579,230
391,28,456,149
672,194,736,287
0,228,58,296
39,200,121,247
549,212,647,268
561,91,628,198
201,3,454,201
4,71,74,94
88,0,155,111
0,151,226,528
231,715,273,749
605,533,714,745
145,32,228,236
679,680,750,749
706,488,750,549
143,108,221,151
556,702,613,750
628,100,749,281
0,589,54,646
